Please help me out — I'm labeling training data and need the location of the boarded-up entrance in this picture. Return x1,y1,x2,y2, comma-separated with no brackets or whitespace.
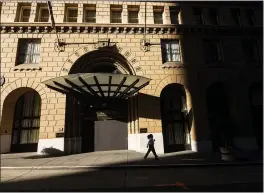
94,120,128,151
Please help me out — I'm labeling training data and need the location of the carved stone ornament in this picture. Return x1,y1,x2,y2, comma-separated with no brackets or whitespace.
0,75,5,86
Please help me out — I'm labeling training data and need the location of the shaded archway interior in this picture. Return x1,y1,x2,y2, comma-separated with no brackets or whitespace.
64,49,135,154
206,82,234,152
160,83,191,153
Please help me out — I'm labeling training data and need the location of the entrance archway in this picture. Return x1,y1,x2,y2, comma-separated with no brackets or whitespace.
2,88,42,153
206,82,232,151
65,49,135,154
249,82,263,150
160,83,190,153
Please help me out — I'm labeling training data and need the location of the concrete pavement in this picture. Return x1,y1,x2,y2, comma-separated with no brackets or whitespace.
0,165,263,191
1,150,262,169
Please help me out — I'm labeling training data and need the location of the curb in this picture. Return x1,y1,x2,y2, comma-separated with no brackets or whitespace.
1,161,262,170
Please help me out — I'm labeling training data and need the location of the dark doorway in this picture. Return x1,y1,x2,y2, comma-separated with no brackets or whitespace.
11,91,41,152
65,49,132,153
160,84,190,153
206,83,232,152
249,82,263,150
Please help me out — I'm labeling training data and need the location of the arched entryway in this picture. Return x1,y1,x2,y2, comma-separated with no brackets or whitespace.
160,83,190,153
64,49,135,154
1,88,41,153
206,82,233,151
249,82,263,150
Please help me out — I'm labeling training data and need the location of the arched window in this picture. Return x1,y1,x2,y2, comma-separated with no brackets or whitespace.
11,91,41,152
160,84,190,153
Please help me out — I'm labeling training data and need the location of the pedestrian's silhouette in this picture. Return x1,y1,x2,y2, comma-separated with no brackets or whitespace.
144,134,159,160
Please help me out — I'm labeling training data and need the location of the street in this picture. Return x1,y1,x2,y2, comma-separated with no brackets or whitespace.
0,165,262,191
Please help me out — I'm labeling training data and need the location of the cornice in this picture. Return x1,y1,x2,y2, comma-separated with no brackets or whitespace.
0,23,262,36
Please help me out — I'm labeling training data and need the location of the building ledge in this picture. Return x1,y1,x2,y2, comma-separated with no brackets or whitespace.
13,64,42,71
162,62,185,68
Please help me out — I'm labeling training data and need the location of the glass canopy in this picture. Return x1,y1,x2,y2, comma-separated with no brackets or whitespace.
42,73,151,99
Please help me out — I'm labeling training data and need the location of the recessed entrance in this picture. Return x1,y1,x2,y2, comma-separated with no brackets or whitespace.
43,48,150,154
11,90,41,152
160,84,190,153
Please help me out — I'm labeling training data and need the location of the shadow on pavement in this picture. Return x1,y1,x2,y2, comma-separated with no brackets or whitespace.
0,150,263,192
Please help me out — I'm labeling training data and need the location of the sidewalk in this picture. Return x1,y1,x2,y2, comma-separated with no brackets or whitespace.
1,150,262,169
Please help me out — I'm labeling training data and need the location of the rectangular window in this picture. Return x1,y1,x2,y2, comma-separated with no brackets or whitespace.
161,40,181,63
193,7,204,24
110,5,122,23
17,39,41,65
19,6,31,22
153,6,164,24
35,4,49,22
83,4,96,23
65,5,78,22
204,40,223,63
209,8,219,25
243,40,260,61
170,6,180,24
128,5,139,24
231,8,241,26
246,8,255,26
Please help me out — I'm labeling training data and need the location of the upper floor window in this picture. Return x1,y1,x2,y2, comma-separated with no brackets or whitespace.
161,40,181,63
17,39,41,65
16,4,31,22
209,8,219,25
65,4,78,22
128,5,139,24
193,7,204,25
231,8,241,26
35,4,49,22
170,6,180,24
110,5,122,23
153,6,164,24
243,40,261,61
246,8,255,26
204,40,223,63
83,4,96,23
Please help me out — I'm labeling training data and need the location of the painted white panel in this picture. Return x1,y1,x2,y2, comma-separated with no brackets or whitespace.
0,135,11,153
37,138,64,154
128,133,139,151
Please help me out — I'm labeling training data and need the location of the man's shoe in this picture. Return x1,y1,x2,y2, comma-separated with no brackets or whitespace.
155,157,159,160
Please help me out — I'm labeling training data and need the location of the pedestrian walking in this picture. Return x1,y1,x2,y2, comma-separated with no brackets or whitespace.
144,134,159,160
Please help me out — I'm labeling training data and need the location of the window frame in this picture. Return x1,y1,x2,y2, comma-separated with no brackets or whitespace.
66,6,78,22
169,6,180,25
153,7,164,24
17,39,41,65
243,39,261,62
204,39,224,64
110,7,122,23
37,6,49,22
19,6,31,22
83,5,96,23
193,7,204,25
231,8,241,26
209,8,219,25
128,8,139,24
161,39,182,63
246,8,255,26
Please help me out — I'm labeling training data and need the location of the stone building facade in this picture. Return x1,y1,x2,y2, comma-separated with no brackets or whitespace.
0,1,262,155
